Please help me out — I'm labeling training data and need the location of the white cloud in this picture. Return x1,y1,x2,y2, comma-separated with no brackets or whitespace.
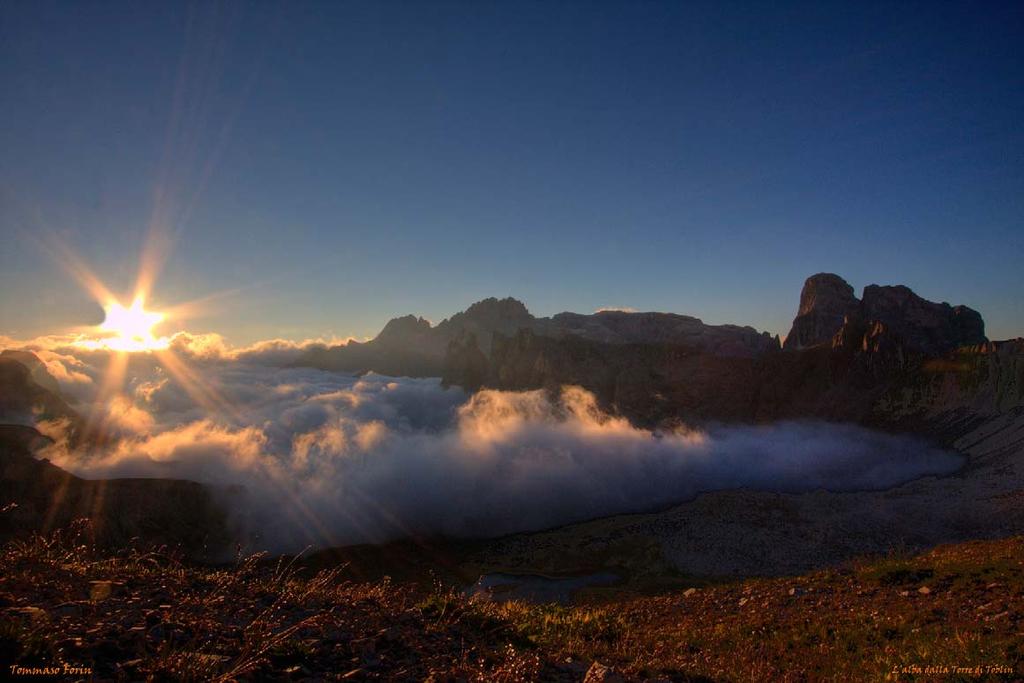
4,334,963,551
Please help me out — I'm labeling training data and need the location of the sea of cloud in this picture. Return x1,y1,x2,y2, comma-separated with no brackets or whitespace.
4,333,965,551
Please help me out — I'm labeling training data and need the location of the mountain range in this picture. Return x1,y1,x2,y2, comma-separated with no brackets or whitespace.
296,273,1019,433
2,273,1022,573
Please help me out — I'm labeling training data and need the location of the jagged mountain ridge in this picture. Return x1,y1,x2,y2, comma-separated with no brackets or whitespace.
292,273,1016,435
1,277,1022,575
784,272,986,354
444,274,1019,434
294,296,780,376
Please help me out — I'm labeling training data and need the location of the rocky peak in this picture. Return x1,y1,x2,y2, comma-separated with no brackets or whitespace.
786,274,987,357
0,350,61,395
437,298,535,355
448,297,533,328
375,315,433,345
783,274,860,350
859,285,985,355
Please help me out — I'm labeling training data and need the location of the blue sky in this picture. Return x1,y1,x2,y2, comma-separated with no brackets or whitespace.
2,1,1022,343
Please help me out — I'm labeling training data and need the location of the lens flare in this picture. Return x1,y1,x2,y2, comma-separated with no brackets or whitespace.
87,297,169,352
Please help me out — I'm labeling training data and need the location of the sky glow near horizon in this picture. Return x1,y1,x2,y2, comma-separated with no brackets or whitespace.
0,1,1021,344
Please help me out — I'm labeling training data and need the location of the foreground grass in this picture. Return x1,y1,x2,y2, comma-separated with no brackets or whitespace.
482,538,1023,681
1,524,1021,681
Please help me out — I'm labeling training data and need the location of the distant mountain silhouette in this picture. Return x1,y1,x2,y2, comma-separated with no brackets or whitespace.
1,275,1021,576
0,355,234,557
0,424,232,558
294,296,779,376
0,349,63,394
292,273,1019,434
444,274,1018,431
0,352,84,442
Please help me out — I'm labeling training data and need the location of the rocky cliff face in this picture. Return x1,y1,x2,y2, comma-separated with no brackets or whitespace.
874,339,1024,424
436,297,535,355
292,273,1013,438
785,274,986,355
542,311,778,357
443,274,1016,436
783,273,860,350
476,329,764,424
857,284,986,355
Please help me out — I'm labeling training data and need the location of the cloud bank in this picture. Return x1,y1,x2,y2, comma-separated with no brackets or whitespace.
4,336,964,551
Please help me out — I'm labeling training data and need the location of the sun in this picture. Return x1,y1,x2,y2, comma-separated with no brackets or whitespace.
96,297,169,352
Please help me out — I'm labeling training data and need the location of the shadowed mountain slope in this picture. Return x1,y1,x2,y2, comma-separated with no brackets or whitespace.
0,357,234,560
443,274,1017,436
0,424,232,559
0,354,84,443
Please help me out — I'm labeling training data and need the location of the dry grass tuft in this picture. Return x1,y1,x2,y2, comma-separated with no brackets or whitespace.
1,525,1021,681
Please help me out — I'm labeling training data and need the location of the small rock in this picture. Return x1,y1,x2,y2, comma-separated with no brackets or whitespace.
899,590,910,597
918,586,931,595
683,588,697,597
52,602,85,618
738,597,749,607
584,661,625,683
10,606,47,622
89,580,124,601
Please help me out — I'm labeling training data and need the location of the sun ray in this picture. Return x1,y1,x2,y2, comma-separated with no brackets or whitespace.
158,285,247,323
79,351,129,446
32,231,118,309
40,468,76,535
154,347,245,424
